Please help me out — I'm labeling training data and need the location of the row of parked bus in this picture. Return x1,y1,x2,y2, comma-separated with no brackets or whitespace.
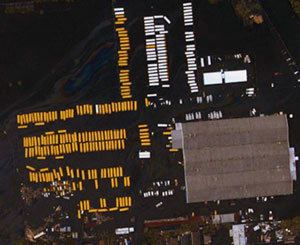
75,104,93,116
101,166,123,178
182,2,199,93
95,100,137,115
78,140,126,153
17,100,137,129
23,130,71,147
17,108,75,128
26,165,84,197
114,7,133,99
111,176,131,188
138,124,151,147
59,108,74,120
77,196,132,219
24,139,127,158
118,69,132,99
17,110,58,128
26,162,132,220
27,164,131,201
143,15,170,88
27,165,128,184
23,129,127,158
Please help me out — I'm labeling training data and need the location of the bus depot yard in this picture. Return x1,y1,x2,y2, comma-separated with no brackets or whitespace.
6,0,300,243
15,100,186,240
14,71,298,242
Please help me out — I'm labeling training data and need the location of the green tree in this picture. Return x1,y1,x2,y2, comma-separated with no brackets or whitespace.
281,216,300,235
203,223,217,235
234,2,254,26
288,0,300,18
143,229,164,245
232,0,263,26
208,0,263,26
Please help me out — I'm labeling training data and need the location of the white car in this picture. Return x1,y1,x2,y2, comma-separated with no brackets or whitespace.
143,190,159,198
196,96,202,103
153,180,170,187
206,95,213,103
195,111,201,119
162,189,174,197
164,180,170,186
168,190,174,195
253,225,260,231
155,202,163,208
153,181,163,187
209,111,222,120
185,113,195,121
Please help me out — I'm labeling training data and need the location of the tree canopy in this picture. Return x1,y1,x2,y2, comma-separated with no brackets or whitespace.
281,216,300,235
288,0,300,18
208,0,263,26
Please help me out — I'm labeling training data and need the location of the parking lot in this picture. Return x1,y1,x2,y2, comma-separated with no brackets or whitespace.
1,0,299,242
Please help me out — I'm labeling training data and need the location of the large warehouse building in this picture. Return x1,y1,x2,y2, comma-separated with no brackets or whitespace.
172,115,296,203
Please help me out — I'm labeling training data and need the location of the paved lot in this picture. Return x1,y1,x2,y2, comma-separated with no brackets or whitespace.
0,0,300,242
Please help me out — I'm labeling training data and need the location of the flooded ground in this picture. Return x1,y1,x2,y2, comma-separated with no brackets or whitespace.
0,0,299,243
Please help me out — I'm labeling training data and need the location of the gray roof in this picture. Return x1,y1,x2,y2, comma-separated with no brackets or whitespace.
178,115,292,203
171,129,183,149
